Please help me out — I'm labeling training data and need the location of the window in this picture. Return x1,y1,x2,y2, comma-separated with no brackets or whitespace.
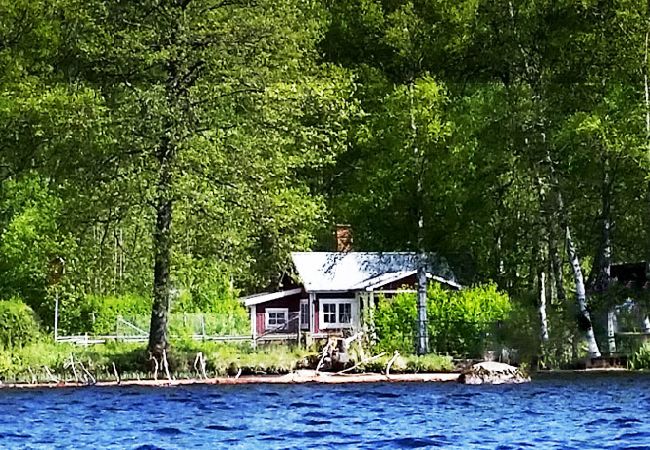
320,299,356,329
323,303,336,324
266,308,288,329
338,303,352,324
300,299,309,330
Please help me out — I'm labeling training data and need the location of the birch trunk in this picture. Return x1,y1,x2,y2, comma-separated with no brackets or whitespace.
550,235,567,305
643,29,650,138
538,270,549,343
607,308,617,353
565,223,601,358
410,83,429,355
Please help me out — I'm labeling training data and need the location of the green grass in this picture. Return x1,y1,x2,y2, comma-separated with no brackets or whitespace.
0,339,455,384
361,353,454,373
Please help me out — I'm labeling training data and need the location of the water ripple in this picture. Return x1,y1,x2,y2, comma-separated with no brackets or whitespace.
1,375,650,448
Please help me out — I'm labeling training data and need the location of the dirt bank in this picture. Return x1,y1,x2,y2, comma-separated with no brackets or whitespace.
0,370,460,389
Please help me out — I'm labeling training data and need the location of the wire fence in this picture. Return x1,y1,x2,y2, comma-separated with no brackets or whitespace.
56,313,251,345
115,313,249,338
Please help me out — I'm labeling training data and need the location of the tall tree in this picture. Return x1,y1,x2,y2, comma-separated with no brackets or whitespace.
55,0,355,354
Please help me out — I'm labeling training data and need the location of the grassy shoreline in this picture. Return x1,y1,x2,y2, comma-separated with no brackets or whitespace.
0,340,455,385
0,371,462,390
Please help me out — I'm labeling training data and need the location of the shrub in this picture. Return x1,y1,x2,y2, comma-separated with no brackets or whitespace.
374,292,417,354
428,282,512,357
629,342,650,370
373,282,512,357
86,293,151,335
0,298,41,348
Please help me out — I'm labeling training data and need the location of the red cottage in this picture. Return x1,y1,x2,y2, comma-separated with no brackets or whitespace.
242,252,460,345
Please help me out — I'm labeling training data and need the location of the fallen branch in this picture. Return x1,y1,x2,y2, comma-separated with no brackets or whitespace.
336,352,386,375
162,349,172,382
148,353,159,380
316,339,336,373
78,361,96,385
112,362,121,385
193,352,207,379
67,354,79,383
343,332,363,347
44,366,58,383
385,351,400,377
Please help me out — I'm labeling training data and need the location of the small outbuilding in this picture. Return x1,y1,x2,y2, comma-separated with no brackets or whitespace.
242,252,460,344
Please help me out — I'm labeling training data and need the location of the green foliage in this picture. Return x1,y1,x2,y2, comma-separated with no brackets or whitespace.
404,354,454,372
373,290,418,354
629,342,650,370
83,294,151,336
0,298,41,349
360,353,454,373
2,0,650,362
0,340,310,381
428,282,512,357
0,175,75,308
57,289,249,337
374,282,512,357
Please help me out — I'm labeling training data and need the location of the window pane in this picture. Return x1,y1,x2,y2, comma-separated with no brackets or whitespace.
339,303,352,323
300,302,309,327
323,303,335,323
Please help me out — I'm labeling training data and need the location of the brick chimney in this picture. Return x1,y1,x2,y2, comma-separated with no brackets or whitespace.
335,224,353,252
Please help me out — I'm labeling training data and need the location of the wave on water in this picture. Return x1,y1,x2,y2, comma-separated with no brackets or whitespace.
2,375,650,449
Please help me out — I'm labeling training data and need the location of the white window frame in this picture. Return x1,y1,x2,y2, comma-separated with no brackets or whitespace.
266,308,289,329
300,299,309,330
319,299,356,330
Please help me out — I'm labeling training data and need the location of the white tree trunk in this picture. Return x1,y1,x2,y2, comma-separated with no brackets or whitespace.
538,270,549,343
566,225,601,358
607,308,617,354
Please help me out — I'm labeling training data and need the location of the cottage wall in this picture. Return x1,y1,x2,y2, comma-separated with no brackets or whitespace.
254,296,301,335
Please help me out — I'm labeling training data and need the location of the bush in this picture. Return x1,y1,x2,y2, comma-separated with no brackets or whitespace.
629,342,650,370
428,282,512,357
85,293,151,335
0,298,41,348
374,282,512,357
374,292,417,354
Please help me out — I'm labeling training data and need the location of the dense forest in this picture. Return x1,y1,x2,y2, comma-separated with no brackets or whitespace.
2,0,650,363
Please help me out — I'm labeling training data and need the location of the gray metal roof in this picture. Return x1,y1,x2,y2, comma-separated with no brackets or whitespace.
291,252,457,292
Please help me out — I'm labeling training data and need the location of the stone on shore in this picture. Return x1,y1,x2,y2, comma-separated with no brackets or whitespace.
458,361,530,385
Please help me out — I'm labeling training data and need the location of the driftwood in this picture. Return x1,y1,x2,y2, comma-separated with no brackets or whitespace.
385,351,400,376
112,362,121,384
66,354,80,383
27,367,36,384
193,352,207,379
343,332,363,348
0,371,460,389
78,361,96,385
336,352,386,374
162,350,172,382
149,353,159,380
316,339,336,373
44,366,58,383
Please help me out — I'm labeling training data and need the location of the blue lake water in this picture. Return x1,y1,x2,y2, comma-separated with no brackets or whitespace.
0,374,649,449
